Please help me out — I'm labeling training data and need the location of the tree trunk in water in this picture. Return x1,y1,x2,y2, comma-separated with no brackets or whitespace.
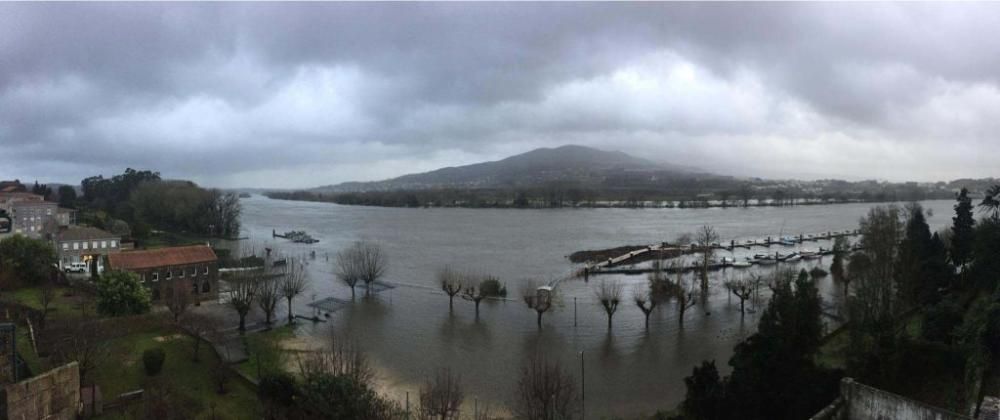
351,286,356,300
644,313,650,330
239,314,246,333
287,297,294,324
740,300,745,316
474,301,480,319
537,311,543,328
449,296,454,311
607,313,612,330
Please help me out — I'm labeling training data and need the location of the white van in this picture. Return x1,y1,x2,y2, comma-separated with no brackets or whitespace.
65,262,88,273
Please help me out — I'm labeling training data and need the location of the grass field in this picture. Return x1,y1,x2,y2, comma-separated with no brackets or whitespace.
92,331,261,419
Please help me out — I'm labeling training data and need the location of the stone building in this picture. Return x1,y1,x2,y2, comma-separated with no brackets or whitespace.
0,193,57,239
107,245,220,303
54,227,121,274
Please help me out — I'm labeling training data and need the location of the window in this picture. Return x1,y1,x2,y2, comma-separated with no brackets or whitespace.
191,268,197,277
62,243,68,250
101,241,107,249
202,281,211,293
192,281,199,294
152,272,159,282
92,241,98,249
73,242,79,250
166,271,172,280
203,266,209,275
82,242,88,250
179,269,184,278
110,240,117,248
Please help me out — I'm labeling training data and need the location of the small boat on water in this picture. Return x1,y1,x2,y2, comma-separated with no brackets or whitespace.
800,249,822,260
273,229,320,244
779,236,798,246
783,253,802,263
731,260,753,268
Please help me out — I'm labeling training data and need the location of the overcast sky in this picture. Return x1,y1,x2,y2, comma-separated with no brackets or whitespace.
2,2,999,188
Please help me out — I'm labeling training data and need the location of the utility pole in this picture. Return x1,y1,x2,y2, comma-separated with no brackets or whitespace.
574,297,577,327
580,350,585,420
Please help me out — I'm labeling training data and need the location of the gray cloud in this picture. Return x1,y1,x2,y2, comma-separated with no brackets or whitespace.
2,2,999,188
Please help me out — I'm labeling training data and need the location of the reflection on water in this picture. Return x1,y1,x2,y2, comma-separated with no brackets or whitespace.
235,197,953,417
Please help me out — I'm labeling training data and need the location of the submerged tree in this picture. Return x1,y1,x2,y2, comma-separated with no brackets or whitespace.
461,274,497,319
334,246,361,299
229,268,260,333
439,265,464,311
724,275,755,317
634,285,659,330
257,276,282,326
674,265,699,327
595,280,623,330
522,281,554,329
696,225,719,296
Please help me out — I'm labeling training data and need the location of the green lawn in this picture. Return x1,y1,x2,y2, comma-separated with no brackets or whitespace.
7,286,95,321
91,331,261,419
236,324,297,381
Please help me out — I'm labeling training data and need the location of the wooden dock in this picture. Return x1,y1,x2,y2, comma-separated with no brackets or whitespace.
584,229,860,274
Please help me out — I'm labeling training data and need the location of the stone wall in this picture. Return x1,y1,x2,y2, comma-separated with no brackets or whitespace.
2,362,79,420
840,377,970,420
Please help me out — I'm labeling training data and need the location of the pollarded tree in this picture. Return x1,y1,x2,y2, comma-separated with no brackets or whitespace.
522,281,554,329
634,286,659,330
595,280,623,330
724,275,755,317
461,274,497,319
280,258,309,324
439,265,463,311
419,368,464,420
229,269,260,333
164,276,191,323
673,265,699,327
696,225,720,296
257,276,282,326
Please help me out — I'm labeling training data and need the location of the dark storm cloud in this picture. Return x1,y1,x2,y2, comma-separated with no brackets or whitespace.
2,2,999,187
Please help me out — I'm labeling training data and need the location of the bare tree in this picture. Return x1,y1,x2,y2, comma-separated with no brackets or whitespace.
695,225,719,295
228,269,260,333
39,278,56,328
257,276,282,325
357,241,388,294
335,246,361,299
280,258,309,324
439,265,464,311
419,368,464,420
297,333,375,386
165,277,191,323
181,312,221,362
461,274,494,319
336,240,388,297
51,317,108,386
521,281,554,329
512,354,577,420
634,286,659,330
674,265,698,327
595,280,623,330
724,275,754,317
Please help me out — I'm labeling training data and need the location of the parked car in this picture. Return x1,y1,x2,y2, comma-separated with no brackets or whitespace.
64,262,88,273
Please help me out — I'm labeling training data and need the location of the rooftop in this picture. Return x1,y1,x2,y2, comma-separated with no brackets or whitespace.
108,245,217,271
57,226,119,242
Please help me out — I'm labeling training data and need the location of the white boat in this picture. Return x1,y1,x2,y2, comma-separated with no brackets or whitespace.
731,260,753,268
783,253,802,262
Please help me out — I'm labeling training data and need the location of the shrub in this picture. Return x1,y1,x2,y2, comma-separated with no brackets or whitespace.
923,300,963,344
143,348,166,376
259,372,298,407
809,267,828,278
480,278,507,298
96,271,151,316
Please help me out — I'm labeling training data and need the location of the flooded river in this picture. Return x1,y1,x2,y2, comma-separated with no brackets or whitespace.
235,196,954,417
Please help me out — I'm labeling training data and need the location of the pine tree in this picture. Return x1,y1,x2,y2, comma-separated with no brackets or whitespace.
952,188,975,270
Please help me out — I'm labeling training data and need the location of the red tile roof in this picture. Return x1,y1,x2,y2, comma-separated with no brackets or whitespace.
108,245,217,271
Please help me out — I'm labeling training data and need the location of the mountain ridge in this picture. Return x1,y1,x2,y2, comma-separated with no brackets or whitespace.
312,145,704,193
